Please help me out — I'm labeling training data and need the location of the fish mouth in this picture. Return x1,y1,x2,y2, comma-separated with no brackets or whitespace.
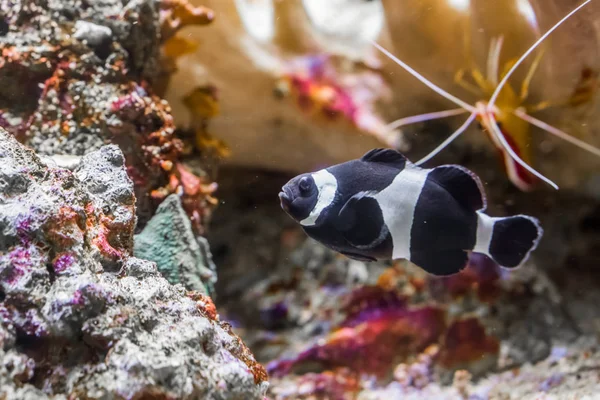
279,191,291,212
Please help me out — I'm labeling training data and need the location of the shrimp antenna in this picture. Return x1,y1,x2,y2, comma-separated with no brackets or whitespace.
486,0,593,190
416,112,477,165
513,108,600,157
487,114,558,189
489,0,592,107
371,41,477,113
386,108,468,130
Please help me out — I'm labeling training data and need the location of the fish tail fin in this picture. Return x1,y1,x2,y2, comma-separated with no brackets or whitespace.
473,212,543,269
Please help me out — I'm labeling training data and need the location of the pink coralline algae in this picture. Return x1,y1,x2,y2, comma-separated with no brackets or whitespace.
278,54,391,135
267,286,446,379
283,55,358,120
52,253,77,275
0,130,267,399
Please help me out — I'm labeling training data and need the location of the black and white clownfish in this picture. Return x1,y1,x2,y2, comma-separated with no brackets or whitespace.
278,148,543,276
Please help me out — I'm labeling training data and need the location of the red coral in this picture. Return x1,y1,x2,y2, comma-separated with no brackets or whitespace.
111,83,218,232
268,305,446,378
15,60,217,236
438,318,500,370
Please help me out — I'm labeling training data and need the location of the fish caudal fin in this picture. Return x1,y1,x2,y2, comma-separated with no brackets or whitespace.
474,212,543,268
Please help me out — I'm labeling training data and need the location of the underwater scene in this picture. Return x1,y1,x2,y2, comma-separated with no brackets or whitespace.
1,0,600,399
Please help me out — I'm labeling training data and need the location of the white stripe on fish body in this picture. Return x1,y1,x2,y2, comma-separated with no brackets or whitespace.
473,212,500,255
300,169,338,227
373,163,431,260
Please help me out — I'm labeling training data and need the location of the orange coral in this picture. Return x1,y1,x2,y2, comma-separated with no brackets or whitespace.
159,0,214,40
151,163,218,234
182,85,231,159
162,35,199,60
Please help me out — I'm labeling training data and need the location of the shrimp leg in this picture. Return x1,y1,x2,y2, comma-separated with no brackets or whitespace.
454,68,482,96
519,48,546,101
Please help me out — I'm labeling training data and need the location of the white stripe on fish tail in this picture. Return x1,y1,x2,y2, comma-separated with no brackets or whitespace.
300,169,338,227
374,164,431,260
473,212,499,255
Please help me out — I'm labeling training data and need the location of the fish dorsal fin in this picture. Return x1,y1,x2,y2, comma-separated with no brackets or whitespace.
361,148,407,169
429,165,487,211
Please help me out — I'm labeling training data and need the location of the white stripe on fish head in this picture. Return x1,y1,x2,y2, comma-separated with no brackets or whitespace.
300,169,338,227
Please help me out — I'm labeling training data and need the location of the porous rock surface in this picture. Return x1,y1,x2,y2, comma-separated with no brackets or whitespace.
0,0,217,231
0,130,267,399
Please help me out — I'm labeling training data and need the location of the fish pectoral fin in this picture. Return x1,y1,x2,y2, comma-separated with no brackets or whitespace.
336,193,387,249
429,165,486,211
341,251,377,262
410,249,469,276
361,148,407,169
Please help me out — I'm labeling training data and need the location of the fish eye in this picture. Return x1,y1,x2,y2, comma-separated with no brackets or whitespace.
299,177,311,193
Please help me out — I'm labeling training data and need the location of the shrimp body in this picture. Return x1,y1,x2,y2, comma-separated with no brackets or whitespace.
372,0,598,192
476,100,534,191
464,53,537,190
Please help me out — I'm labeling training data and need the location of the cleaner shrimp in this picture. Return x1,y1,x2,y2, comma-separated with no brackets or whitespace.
372,0,599,191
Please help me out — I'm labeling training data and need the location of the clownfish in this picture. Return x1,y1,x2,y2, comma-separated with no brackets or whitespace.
279,148,543,276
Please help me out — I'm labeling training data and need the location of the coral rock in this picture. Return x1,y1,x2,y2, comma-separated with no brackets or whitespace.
0,0,217,231
0,130,267,399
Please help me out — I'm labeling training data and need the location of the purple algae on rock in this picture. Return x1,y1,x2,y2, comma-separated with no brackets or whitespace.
0,129,268,399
